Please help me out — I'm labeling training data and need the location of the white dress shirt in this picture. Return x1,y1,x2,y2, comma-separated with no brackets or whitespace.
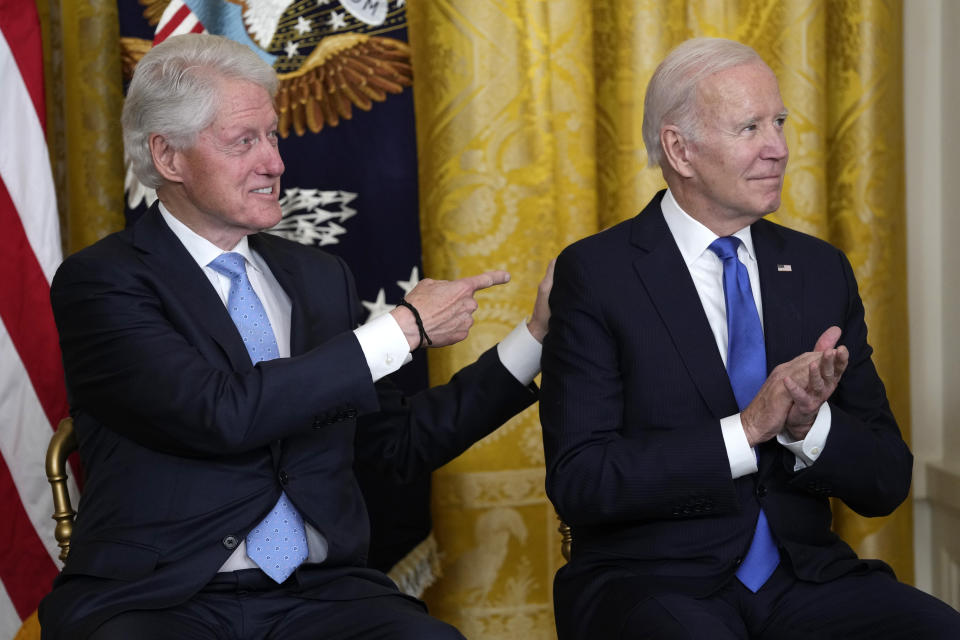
158,204,543,569
659,190,830,479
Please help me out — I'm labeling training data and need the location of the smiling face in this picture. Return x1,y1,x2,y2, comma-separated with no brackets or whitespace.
157,77,285,250
669,61,789,235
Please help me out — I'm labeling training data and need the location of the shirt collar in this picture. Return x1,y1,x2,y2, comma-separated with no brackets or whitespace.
158,202,260,273
660,188,757,267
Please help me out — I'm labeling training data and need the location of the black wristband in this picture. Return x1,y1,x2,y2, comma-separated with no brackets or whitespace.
396,299,432,350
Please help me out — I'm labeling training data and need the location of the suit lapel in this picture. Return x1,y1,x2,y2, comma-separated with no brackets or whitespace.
752,219,803,375
249,233,312,356
630,195,739,419
131,205,252,371
752,219,804,476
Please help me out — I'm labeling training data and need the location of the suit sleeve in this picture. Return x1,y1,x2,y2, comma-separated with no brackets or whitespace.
540,246,742,527
51,246,380,458
54,239,536,467
357,347,537,482
785,249,912,517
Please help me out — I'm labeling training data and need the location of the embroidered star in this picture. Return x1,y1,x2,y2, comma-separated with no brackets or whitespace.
294,16,312,35
328,10,348,30
396,266,420,296
362,288,395,321
284,40,299,58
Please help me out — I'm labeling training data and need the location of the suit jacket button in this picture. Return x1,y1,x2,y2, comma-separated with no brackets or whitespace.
279,470,289,485
756,484,767,497
734,555,743,566
222,535,239,550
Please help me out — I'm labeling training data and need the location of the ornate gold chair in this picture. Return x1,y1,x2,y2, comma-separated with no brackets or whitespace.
45,417,77,561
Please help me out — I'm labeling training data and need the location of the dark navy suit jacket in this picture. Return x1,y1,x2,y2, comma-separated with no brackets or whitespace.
40,204,536,639
540,191,912,639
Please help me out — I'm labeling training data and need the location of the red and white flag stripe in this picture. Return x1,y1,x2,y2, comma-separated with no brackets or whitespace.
154,0,207,45
0,1,73,635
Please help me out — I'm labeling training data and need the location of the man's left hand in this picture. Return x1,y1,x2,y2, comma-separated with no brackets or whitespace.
526,259,555,343
782,326,849,439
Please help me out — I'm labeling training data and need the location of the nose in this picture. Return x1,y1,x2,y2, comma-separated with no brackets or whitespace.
258,139,285,177
762,125,788,161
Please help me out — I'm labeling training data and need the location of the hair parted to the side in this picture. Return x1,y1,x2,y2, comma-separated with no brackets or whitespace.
122,33,279,189
641,38,763,169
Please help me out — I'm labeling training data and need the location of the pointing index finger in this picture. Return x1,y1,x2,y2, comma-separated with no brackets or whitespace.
463,270,511,292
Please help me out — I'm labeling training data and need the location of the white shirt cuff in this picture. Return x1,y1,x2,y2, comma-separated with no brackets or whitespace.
777,402,831,471
721,413,758,479
496,320,543,386
354,313,413,382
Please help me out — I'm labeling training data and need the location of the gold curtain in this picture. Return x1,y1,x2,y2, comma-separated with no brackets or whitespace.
40,0,125,256
409,1,910,637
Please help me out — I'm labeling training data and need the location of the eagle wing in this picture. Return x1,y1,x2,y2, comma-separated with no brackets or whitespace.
276,33,412,137
138,0,171,26
119,37,154,83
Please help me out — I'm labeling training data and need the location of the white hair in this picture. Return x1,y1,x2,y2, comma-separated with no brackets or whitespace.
642,38,763,168
122,33,278,188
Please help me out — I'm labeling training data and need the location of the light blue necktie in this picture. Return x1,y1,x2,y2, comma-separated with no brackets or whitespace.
709,237,779,592
209,252,307,583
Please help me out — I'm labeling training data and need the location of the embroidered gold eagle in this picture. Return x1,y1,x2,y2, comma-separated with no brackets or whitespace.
121,0,413,138
275,34,411,137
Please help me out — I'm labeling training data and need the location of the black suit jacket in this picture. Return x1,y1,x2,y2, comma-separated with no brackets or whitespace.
39,205,536,639
540,191,912,638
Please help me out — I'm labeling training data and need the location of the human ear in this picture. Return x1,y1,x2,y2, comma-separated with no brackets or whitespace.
660,126,695,179
149,134,183,184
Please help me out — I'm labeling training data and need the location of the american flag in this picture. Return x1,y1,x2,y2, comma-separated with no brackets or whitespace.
0,1,72,636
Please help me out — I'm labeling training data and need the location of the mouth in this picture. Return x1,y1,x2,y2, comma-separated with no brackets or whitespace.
251,186,275,195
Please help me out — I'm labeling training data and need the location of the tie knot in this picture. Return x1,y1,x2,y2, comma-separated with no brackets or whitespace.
209,252,247,279
708,236,742,262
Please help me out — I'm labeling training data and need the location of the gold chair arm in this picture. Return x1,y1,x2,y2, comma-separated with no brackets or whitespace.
45,417,77,562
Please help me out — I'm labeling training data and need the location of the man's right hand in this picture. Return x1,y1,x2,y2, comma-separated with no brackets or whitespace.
390,270,511,351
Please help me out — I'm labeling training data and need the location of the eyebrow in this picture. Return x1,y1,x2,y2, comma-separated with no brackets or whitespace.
222,121,279,138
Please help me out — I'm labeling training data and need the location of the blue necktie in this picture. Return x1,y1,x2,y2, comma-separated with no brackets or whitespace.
709,237,779,592
209,252,307,583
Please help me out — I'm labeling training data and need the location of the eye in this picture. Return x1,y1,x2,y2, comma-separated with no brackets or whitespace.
775,115,787,127
239,136,255,146
742,123,757,133
267,130,279,145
